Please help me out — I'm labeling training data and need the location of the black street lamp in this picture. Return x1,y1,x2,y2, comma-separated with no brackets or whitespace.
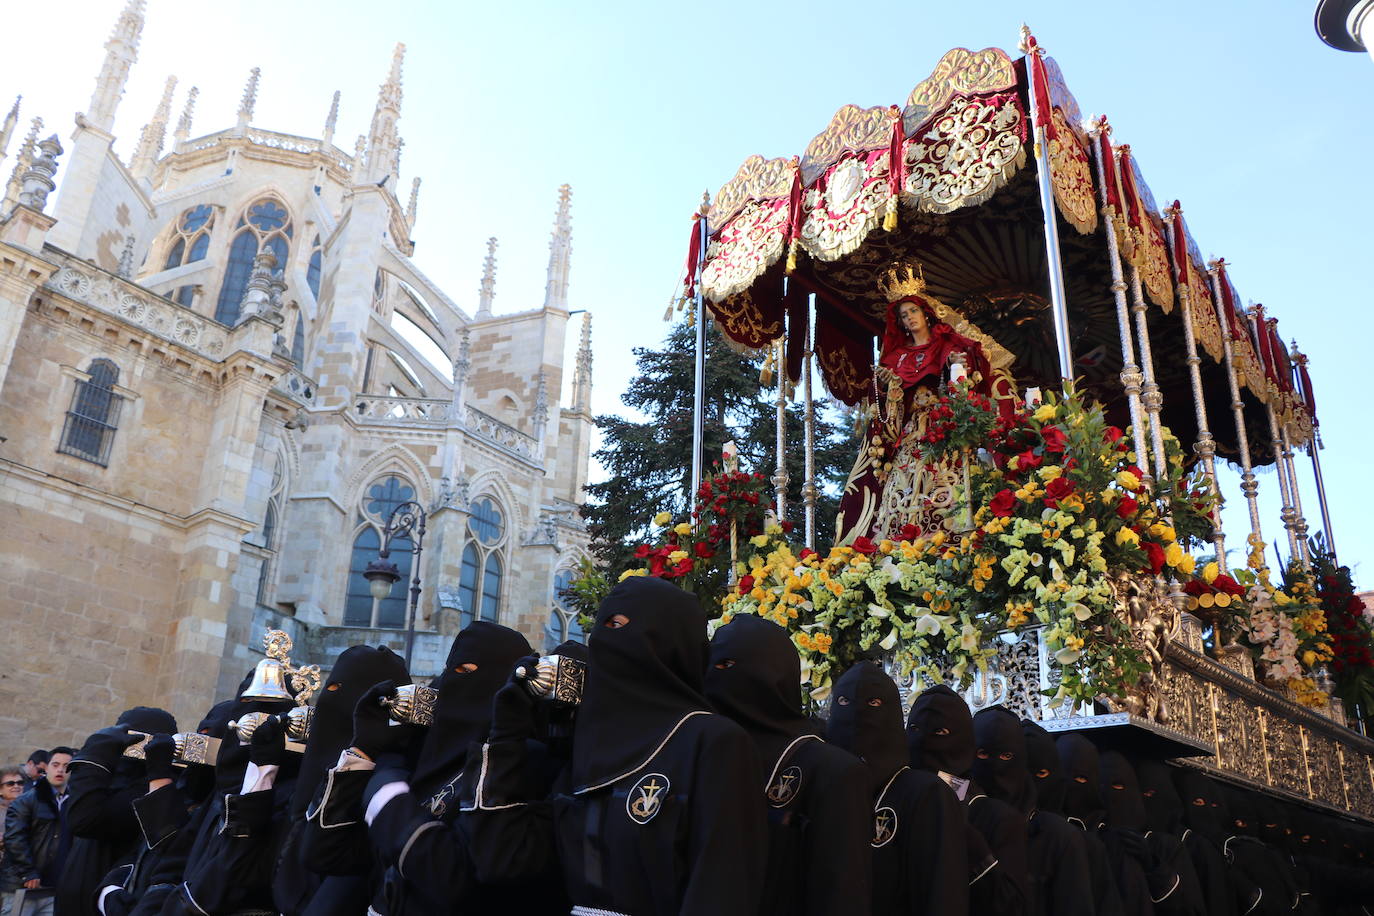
364,500,427,668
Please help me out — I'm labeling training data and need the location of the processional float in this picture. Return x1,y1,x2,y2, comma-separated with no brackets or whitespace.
681,28,1368,820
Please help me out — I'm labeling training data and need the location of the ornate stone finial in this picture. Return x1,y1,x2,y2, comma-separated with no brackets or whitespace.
236,67,261,130
352,134,366,168
18,134,63,212
238,249,282,325
86,0,146,132
407,175,421,225
116,234,136,278
543,183,573,311
130,74,177,179
3,116,41,214
322,90,340,147
572,311,593,412
476,236,497,317
453,326,472,387
173,85,198,146
362,43,405,183
534,371,550,428
0,97,20,163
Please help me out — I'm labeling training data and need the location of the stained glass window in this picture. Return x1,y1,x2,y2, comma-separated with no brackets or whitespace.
58,359,123,466
214,231,258,325
469,497,503,544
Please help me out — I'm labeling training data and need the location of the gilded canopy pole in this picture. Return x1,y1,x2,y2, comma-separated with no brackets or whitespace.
1165,204,1225,562
802,294,818,550
690,194,710,505
1249,305,1302,564
1020,28,1075,383
1280,424,1311,566
1088,119,1149,478
1292,343,1336,555
773,334,790,523
1206,260,1265,551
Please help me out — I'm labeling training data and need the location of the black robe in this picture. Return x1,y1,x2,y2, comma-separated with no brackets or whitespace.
704,615,871,916
829,663,968,916
94,783,196,916
909,686,1027,916
1223,787,1300,916
464,577,767,916
1098,751,1196,915
1059,733,1150,916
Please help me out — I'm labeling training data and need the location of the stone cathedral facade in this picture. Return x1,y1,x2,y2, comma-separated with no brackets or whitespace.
0,1,595,749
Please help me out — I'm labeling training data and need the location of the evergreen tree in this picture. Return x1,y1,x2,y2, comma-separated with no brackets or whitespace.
584,320,857,576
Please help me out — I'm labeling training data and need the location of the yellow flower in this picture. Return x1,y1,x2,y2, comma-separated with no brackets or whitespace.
878,539,895,555
653,511,672,526
1115,471,1141,491
673,522,693,536
1164,543,1184,568
619,568,648,581
1033,403,1057,423
796,632,814,651
750,534,770,548
668,550,688,563
1037,465,1063,482
1058,494,1085,513
750,587,767,601
930,531,948,547
1115,528,1140,547
1177,553,1196,575
814,633,833,654
1202,561,1219,584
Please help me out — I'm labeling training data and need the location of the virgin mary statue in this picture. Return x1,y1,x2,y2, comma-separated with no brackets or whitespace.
835,264,997,545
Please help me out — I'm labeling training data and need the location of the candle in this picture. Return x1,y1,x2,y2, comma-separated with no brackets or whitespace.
1025,387,1042,407
949,362,968,384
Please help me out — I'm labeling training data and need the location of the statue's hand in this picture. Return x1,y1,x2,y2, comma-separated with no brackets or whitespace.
874,365,899,389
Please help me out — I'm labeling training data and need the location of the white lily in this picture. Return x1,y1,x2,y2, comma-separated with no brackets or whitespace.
879,627,899,651
867,603,891,618
1054,647,1081,665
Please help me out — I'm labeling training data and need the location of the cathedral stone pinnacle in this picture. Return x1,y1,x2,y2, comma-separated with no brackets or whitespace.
3,117,41,216
477,236,497,317
86,0,145,132
131,74,176,179
323,90,340,147
362,43,405,184
0,97,20,165
174,86,199,146
543,184,573,311
18,135,63,212
237,67,261,130
407,176,421,226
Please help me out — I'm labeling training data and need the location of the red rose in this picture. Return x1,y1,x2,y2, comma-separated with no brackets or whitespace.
1126,466,1144,481
634,544,652,559
650,556,666,576
1043,476,1075,508
1116,496,1139,519
1017,449,1043,472
781,520,795,533
1041,426,1067,454
1105,426,1125,444
990,488,1017,518
899,524,920,542
693,542,715,559
799,548,816,561
852,536,878,555
1141,541,1166,574
1183,580,1205,596
1213,574,1244,596
738,575,755,594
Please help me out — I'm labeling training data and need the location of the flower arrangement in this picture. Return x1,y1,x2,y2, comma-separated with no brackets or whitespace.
1311,538,1374,718
1229,558,1332,706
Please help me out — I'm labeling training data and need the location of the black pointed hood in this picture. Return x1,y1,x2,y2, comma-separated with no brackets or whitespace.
906,684,975,776
1099,750,1147,832
1021,719,1066,814
118,706,178,736
293,644,410,818
705,615,813,778
411,621,532,798
1056,733,1105,827
971,706,1035,813
1173,768,1228,845
571,577,712,791
825,661,907,787
1134,760,1184,835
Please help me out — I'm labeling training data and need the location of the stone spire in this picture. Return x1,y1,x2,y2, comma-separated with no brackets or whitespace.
0,97,20,165
322,90,340,147
476,236,497,318
238,249,282,324
406,176,421,226
86,0,145,132
362,43,404,184
236,67,260,131
572,311,593,413
17,135,64,212
3,117,41,215
543,183,573,311
173,86,198,146
130,74,176,179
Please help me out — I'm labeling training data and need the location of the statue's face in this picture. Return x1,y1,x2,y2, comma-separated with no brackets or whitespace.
898,301,928,338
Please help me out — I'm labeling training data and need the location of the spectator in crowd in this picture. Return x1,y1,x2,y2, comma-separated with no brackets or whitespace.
19,755,46,793
1,747,74,916
0,766,26,916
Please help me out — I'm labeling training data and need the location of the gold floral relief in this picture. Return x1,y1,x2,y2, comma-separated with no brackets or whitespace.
817,339,868,404
712,155,795,228
903,94,1025,215
1127,221,1174,313
903,47,1016,136
1186,274,1224,363
1261,710,1309,795
707,287,782,349
1303,728,1346,808
1214,689,1266,783
701,199,790,302
1047,108,1097,235
1340,746,1374,817
801,105,894,186
798,155,891,262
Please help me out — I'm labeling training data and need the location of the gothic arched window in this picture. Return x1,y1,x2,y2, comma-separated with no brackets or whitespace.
58,358,124,466
256,453,286,606
162,204,215,271
545,567,586,652
290,308,306,365
343,475,415,628
457,495,506,627
307,235,322,300
214,198,293,326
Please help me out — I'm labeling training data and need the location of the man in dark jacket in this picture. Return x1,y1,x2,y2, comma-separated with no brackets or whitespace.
2,747,74,915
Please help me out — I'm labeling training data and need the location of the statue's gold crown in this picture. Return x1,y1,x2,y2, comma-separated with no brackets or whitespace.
878,263,926,301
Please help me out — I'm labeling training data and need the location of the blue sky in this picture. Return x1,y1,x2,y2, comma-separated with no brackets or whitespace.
5,0,1371,585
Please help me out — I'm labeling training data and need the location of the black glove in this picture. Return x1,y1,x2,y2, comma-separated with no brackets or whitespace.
351,680,419,759
489,656,540,744
79,726,143,769
249,715,286,767
143,734,178,782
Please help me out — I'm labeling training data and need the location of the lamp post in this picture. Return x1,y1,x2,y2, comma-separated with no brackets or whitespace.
362,500,427,669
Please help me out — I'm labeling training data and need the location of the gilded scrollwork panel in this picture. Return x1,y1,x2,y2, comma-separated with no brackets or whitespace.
1340,745,1374,817
798,152,891,262
902,93,1025,216
903,47,1017,136
712,155,795,228
1047,108,1097,235
1215,689,1267,784
1262,710,1309,796
800,105,894,187
701,199,790,302
1303,728,1346,808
